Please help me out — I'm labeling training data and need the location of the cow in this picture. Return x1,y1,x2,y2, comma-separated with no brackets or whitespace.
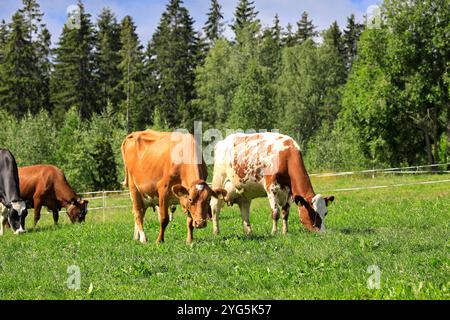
210,133,335,236
121,130,226,244
18,165,89,227
0,149,28,235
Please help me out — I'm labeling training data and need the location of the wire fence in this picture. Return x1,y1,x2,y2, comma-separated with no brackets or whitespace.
70,162,450,213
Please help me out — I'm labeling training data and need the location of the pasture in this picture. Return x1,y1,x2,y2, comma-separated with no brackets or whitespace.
0,174,448,300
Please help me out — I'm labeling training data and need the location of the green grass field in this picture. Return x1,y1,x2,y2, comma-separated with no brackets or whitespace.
0,174,449,300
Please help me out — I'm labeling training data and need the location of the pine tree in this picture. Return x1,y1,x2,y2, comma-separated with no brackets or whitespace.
146,0,199,129
20,0,51,114
282,23,296,47
97,8,122,112
343,14,364,71
203,0,224,45
19,0,43,42
36,26,51,113
0,12,38,117
295,11,317,45
118,15,145,132
231,0,259,34
260,15,282,79
0,20,9,63
326,21,345,58
51,0,99,120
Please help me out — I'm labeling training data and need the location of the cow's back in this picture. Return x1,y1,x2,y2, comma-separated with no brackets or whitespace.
122,130,180,193
0,149,21,204
212,133,298,201
19,165,75,204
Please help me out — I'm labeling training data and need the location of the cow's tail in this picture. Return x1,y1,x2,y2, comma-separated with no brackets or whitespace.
121,139,129,188
122,165,129,188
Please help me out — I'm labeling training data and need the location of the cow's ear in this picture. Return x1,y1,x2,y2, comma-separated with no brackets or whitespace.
294,195,308,207
324,196,335,206
211,188,227,200
172,185,189,199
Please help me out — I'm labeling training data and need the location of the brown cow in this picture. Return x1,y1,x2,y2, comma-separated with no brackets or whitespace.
18,165,89,227
121,130,226,244
210,133,335,235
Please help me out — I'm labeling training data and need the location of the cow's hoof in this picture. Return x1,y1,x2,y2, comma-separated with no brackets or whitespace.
271,229,278,236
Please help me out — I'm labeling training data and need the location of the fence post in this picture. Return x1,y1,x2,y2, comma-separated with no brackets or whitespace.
103,191,106,222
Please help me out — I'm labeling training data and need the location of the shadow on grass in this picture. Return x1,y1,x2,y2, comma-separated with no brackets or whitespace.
338,227,376,235
218,233,273,242
25,224,65,234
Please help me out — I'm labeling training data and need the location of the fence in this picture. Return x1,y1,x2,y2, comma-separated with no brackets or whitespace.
73,162,450,213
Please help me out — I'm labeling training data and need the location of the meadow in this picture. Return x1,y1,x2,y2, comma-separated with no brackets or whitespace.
0,174,449,300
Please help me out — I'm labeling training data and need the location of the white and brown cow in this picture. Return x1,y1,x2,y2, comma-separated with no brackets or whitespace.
210,133,334,235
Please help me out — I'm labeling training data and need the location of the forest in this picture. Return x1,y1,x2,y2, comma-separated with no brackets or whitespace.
0,0,449,192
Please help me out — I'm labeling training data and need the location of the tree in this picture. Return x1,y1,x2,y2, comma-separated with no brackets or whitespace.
260,15,283,79
341,0,449,166
51,0,99,120
295,11,317,45
0,20,9,63
227,57,274,131
146,0,199,129
96,8,122,112
203,0,224,45
56,107,92,191
0,12,38,117
118,15,145,132
193,38,237,129
231,0,259,34
19,0,51,114
343,14,364,71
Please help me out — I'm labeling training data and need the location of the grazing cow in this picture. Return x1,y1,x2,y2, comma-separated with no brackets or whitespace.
121,130,226,244
0,149,28,235
18,165,89,227
210,133,335,235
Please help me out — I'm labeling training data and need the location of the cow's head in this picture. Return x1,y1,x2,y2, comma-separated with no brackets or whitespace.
7,201,28,234
67,198,89,223
294,194,334,232
172,180,227,229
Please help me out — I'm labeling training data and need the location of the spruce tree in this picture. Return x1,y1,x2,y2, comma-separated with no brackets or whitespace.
295,11,317,45
146,0,199,129
343,14,364,71
0,12,38,117
20,0,51,114
203,0,224,45
118,15,145,132
231,0,259,34
97,8,122,112
261,15,282,79
0,20,9,65
51,0,99,120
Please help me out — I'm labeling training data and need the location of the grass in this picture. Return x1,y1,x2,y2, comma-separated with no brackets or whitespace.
0,174,449,300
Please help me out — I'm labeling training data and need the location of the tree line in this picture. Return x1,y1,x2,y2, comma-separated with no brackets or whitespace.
0,0,448,191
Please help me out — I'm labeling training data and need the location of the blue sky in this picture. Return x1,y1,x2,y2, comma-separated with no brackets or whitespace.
0,0,380,45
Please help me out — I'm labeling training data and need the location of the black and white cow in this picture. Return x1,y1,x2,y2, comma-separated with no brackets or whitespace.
0,149,28,235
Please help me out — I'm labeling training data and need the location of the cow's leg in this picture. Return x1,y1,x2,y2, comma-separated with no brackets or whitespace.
0,214,4,236
281,203,290,235
267,189,280,235
239,199,252,235
169,205,176,222
156,193,170,244
129,183,147,243
33,202,42,228
52,210,59,225
186,215,194,244
210,197,224,235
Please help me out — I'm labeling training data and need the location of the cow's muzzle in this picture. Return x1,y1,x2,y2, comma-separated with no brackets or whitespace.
13,227,25,235
194,219,207,229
